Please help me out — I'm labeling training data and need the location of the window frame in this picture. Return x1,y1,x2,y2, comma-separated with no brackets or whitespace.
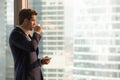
14,0,28,26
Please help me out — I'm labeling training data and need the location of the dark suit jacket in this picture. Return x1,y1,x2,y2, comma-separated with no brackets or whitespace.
9,27,43,80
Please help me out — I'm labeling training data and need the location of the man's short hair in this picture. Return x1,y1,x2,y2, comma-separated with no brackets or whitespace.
19,8,37,25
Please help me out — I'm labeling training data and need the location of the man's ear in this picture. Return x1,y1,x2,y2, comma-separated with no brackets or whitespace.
24,18,29,24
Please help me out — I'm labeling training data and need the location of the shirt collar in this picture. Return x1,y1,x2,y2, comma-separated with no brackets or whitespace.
16,25,30,36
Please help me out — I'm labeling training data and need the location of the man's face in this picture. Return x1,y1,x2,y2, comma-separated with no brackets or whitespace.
27,15,37,30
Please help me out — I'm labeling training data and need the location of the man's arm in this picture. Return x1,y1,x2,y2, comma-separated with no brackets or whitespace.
9,31,41,53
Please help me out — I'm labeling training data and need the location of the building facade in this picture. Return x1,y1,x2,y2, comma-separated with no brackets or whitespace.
73,0,120,80
29,0,66,80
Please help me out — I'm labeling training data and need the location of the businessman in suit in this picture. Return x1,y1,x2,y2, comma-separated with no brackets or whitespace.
9,8,51,80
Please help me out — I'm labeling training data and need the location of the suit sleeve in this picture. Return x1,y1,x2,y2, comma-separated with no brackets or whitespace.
9,31,41,53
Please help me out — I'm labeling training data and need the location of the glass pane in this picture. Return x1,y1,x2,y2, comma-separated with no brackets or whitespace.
0,0,14,80
28,0,72,80
28,0,120,80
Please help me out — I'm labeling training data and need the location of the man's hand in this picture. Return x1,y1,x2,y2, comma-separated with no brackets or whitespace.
41,56,51,65
34,24,42,34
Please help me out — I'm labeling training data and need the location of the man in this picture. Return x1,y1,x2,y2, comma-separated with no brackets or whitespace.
9,8,51,80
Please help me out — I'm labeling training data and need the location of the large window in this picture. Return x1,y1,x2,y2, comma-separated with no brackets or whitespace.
28,0,120,80
0,0,14,80
1,0,120,80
